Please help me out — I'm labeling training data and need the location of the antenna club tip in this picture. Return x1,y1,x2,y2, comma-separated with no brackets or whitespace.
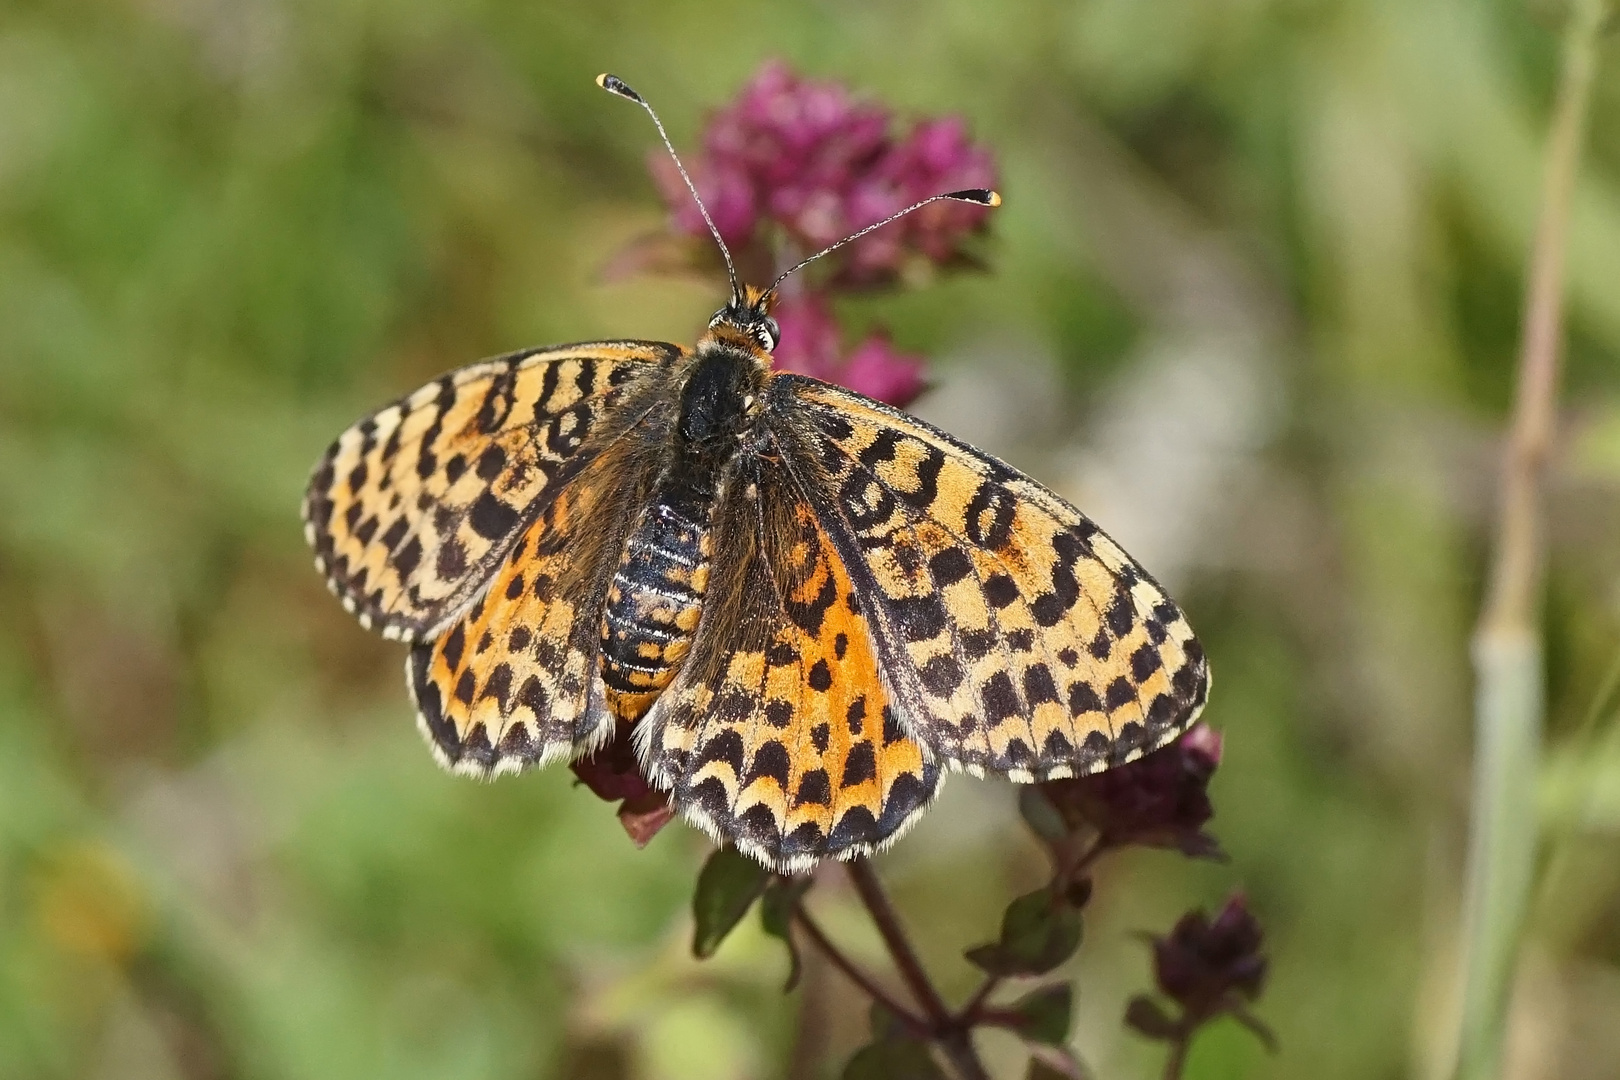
596,73,642,103
946,188,1001,207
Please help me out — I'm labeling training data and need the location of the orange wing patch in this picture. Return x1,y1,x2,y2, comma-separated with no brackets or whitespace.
303,341,680,642
409,438,661,777
637,460,940,873
781,376,1208,782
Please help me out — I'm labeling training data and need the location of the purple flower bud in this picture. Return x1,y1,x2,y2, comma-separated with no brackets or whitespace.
1037,724,1224,859
1151,893,1268,1018
570,724,675,847
771,295,928,408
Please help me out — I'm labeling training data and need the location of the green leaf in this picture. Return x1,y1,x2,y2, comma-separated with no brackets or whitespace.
1018,786,1069,844
842,1038,946,1080
965,887,1082,976
1123,995,1180,1041
1008,983,1073,1045
691,847,769,958
759,876,812,990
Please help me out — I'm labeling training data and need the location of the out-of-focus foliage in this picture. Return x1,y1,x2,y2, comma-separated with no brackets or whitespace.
2,1,1619,1078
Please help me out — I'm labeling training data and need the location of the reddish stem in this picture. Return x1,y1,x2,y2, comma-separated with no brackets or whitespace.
790,904,929,1038
1161,1036,1191,1080
845,859,955,1024
956,975,1002,1024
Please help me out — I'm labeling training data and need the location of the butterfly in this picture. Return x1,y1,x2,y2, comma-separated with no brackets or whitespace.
301,74,1208,873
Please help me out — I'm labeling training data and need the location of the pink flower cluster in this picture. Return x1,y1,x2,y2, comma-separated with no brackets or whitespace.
650,60,998,282
770,294,927,408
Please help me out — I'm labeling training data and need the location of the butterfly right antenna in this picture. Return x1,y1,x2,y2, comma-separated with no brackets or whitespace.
597,74,742,307
768,188,1000,293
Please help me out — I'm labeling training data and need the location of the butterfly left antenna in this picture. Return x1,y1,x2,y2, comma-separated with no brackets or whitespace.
597,74,742,306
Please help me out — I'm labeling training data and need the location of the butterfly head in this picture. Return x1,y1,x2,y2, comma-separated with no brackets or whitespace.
706,284,780,356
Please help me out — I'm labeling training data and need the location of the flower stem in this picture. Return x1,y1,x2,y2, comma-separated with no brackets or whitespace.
844,858,990,1080
845,858,953,1022
1454,1,1610,1078
1161,1034,1191,1080
956,975,1002,1024
937,1031,989,1080
790,904,929,1038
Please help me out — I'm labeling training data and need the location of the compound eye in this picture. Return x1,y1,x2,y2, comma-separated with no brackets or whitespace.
754,320,777,352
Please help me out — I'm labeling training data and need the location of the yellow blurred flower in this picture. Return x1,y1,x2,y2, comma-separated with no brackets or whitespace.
31,839,147,965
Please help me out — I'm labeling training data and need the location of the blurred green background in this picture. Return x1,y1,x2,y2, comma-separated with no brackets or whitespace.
4,0,1620,1077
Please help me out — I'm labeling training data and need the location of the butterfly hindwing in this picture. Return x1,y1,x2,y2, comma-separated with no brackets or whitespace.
302,341,682,642
637,454,941,873
410,423,669,775
774,375,1209,781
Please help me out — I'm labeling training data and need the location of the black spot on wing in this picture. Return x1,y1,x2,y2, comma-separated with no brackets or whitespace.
1069,680,1103,717
784,573,837,636
889,594,947,642
874,766,936,838
380,517,409,552
964,479,1016,550
475,443,507,481
981,671,1021,723
928,547,974,587
1023,664,1060,707
695,728,745,779
780,822,826,859
764,699,795,729
441,624,466,671
795,769,831,807
392,535,423,576
478,662,513,713
737,804,782,851
827,806,879,854
461,724,497,769
746,741,793,789
841,742,877,786
469,491,519,540
919,654,964,694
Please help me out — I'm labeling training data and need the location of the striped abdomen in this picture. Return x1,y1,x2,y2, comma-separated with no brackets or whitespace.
599,490,713,723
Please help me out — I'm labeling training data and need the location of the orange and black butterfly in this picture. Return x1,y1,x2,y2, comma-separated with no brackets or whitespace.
302,75,1208,873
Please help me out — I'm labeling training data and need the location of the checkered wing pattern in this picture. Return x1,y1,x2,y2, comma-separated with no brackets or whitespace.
636,453,941,874
409,431,667,775
302,341,682,642
777,375,1208,782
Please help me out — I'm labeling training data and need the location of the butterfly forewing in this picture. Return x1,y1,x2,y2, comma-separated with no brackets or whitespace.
637,453,941,873
774,375,1209,781
302,341,682,642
